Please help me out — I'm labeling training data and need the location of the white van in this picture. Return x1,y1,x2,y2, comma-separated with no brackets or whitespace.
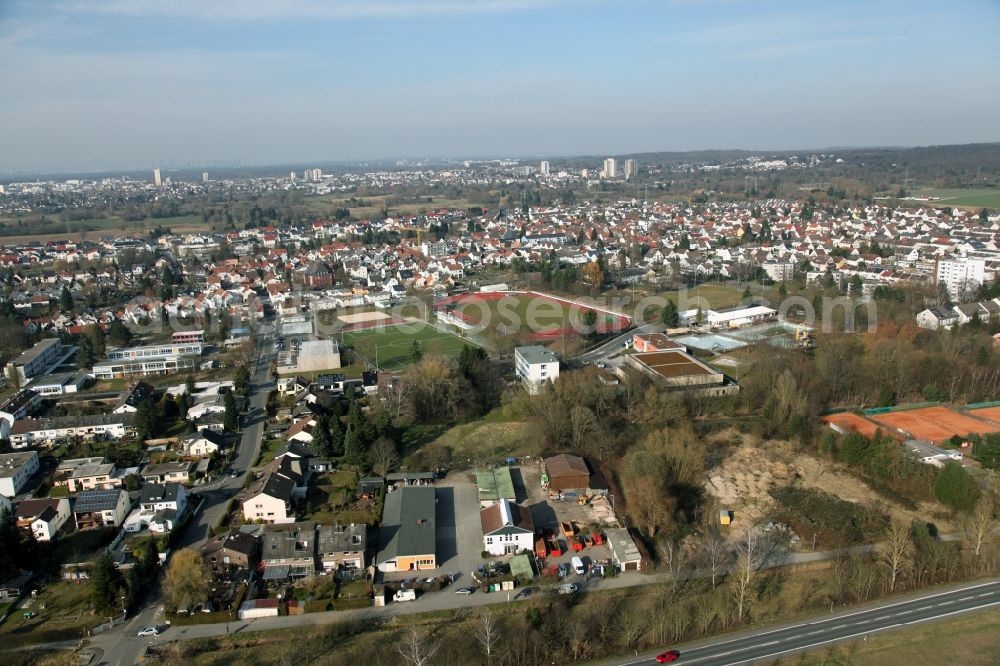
571,556,586,575
393,589,417,602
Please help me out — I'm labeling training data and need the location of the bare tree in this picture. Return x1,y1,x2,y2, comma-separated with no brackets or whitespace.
701,525,728,588
397,627,439,666
881,521,914,593
569,405,596,450
657,536,686,593
615,604,647,652
567,620,590,662
368,436,400,477
729,527,761,623
370,379,411,424
475,611,502,663
965,494,996,559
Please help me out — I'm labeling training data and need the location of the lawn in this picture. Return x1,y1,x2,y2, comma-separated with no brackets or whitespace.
341,323,470,371
303,194,476,219
656,283,746,314
256,438,285,466
447,292,578,334
911,188,1000,209
406,419,536,468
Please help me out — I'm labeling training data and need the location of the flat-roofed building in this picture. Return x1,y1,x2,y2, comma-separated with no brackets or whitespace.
0,389,41,439
514,345,560,395
5,338,70,384
476,467,516,508
25,371,90,396
632,333,685,353
92,355,199,379
105,342,202,361
171,330,205,344
0,451,40,497
625,350,739,397
276,339,341,376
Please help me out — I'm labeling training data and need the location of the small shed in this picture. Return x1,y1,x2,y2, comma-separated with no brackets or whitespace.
237,598,280,620
719,509,732,526
605,527,643,572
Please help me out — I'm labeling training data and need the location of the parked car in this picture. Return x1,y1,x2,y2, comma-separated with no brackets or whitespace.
656,650,680,663
137,626,159,637
514,587,537,599
558,583,578,595
455,587,476,595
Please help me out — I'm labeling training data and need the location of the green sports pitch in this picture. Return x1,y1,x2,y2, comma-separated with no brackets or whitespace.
341,323,470,370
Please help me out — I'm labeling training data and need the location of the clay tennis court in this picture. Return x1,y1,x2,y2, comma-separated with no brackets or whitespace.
967,406,1000,426
822,412,888,439
870,406,1000,443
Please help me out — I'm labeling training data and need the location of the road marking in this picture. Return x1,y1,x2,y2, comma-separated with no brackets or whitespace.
806,580,1000,625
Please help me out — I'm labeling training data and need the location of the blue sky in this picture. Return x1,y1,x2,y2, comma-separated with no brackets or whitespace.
1,0,998,173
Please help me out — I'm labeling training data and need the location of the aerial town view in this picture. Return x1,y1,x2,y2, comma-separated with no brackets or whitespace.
1,1,1000,665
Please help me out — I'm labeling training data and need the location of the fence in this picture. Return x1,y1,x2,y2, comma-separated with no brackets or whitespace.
863,401,941,415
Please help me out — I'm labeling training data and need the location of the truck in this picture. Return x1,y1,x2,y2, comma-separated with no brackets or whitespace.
571,556,586,575
393,589,417,602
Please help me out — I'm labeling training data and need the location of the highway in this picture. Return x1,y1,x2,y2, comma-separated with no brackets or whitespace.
598,579,1000,666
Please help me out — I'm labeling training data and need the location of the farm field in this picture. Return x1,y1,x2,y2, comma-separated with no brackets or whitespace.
911,188,1000,209
341,322,469,371
303,194,477,218
0,214,208,244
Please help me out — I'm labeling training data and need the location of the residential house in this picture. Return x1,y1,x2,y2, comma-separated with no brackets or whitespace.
261,521,318,580
200,530,261,574
73,489,131,530
317,523,366,577
138,483,187,533
179,429,229,458
140,461,195,485
242,473,295,524
112,381,157,414
15,498,71,541
9,414,136,448
0,389,41,440
61,462,120,493
480,498,535,556
514,345,560,395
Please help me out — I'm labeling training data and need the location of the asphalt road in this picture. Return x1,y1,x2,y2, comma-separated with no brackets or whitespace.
574,322,664,363
599,579,1000,666
93,327,276,666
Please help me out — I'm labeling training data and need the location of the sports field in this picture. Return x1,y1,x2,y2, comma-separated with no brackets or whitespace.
911,188,1000,209
968,406,1000,426
822,412,888,440
870,406,999,444
341,323,469,370
439,291,630,338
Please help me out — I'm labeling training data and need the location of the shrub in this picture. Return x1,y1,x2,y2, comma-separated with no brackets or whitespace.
934,461,980,512
770,487,889,549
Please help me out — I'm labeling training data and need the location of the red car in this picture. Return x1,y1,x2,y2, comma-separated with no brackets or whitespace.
656,650,680,663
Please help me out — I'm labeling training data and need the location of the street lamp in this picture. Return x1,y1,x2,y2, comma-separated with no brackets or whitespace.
120,595,127,618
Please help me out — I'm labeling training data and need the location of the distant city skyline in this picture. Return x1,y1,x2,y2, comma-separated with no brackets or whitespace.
1,0,998,173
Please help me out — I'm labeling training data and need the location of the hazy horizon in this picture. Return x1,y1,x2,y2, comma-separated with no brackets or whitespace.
2,0,998,173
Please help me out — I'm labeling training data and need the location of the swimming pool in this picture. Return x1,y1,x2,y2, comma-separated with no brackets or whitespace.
673,334,747,352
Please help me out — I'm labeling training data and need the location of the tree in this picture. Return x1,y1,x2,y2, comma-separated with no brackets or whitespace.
881,521,914,592
59,285,74,312
964,494,996,559
397,627,439,666
234,365,251,395
89,551,126,617
582,261,604,294
107,320,132,347
369,436,400,477
163,548,211,613
657,536,687,594
582,309,598,335
935,461,981,512
411,340,423,362
186,374,197,396
662,299,679,327
134,398,162,441
730,527,761,623
700,524,727,588
223,390,239,432
475,611,502,663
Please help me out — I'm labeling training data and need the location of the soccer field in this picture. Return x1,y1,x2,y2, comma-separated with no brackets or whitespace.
443,291,629,336
341,323,469,370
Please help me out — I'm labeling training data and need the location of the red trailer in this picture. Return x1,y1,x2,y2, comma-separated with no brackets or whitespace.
547,538,562,557
535,538,548,559
571,538,584,552
592,532,605,546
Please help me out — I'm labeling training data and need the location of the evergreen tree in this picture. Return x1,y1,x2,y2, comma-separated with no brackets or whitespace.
234,365,251,395
935,461,980,512
59,285,74,312
186,374,197,396
89,551,126,617
223,391,239,431
134,398,162,441
662,299,680,327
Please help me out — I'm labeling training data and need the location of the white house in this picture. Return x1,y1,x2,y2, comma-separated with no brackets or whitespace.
514,346,560,395
179,430,228,458
15,498,71,541
480,498,535,556
242,473,295,524
73,489,132,530
0,451,40,497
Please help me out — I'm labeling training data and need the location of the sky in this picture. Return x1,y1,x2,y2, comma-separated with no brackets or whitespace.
1,0,999,174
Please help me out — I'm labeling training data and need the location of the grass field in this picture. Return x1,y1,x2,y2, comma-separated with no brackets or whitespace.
659,283,746,313
449,292,576,333
782,607,1000,665
911,188,1000,209
341,323,469,371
